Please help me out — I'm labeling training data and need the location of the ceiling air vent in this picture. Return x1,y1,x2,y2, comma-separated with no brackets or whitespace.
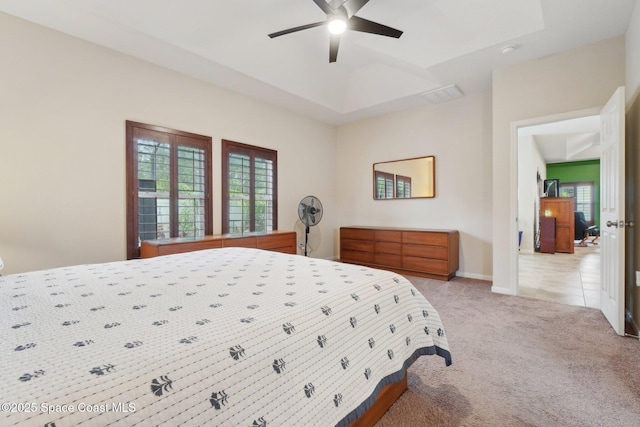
421,84,464,104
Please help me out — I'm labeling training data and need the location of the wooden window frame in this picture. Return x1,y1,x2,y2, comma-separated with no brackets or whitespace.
221,139,278,234
374,171,394,199
126,121,212,259
396,175,412,198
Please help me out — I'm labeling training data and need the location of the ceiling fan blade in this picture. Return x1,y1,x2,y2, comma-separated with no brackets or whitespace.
341,0,371,17
329,33,340,63
313,0,335,15
269,21,326,38
348,15,403,38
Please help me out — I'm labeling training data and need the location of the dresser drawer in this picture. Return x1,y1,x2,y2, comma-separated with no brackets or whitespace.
257,233,296,250
341,249,375,264
375,253,402,268
375,230,402,243
272,246,297,254
403,256,448,274
402,231,449,246
341,228,375,241
403,244,448,260
375,241,401,255
341,239,374,252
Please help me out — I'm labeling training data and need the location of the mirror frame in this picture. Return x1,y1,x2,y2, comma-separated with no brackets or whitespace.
373,155,436,200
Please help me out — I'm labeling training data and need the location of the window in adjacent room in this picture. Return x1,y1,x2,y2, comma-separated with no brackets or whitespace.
560,181,595,225
126,121,212,259
375,171,394,199
222,140,277,234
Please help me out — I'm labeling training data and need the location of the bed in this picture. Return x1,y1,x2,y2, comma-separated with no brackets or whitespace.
2,247,451,426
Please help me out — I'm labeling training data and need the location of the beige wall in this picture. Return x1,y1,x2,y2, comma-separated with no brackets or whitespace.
517,134,546,254
0,13,337,275
627,4,640,105
626,3,640,331
336,91,493,280
492,36,626,294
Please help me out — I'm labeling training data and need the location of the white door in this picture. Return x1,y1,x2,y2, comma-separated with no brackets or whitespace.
600,86,625,336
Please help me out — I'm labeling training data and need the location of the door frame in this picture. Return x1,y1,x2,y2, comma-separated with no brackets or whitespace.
508,107,603,296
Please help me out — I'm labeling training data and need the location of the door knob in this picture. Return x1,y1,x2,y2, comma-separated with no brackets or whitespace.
606,220,635,228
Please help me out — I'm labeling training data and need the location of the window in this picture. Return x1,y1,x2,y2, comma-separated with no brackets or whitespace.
126,121,212,259
222,140,277,234
375,171,394,199
396,175,412,198
560,181,595,225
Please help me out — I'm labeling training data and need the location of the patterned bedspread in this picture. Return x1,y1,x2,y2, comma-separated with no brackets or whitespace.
1,248,451,426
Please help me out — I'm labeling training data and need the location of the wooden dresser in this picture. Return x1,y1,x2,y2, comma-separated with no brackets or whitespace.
539,197,575,254
340,226,459,280
140,230,297,258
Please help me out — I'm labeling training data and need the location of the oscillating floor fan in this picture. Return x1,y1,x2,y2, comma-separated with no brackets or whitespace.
298,195,323,256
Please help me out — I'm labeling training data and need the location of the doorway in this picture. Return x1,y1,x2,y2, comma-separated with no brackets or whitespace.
513,108,603,308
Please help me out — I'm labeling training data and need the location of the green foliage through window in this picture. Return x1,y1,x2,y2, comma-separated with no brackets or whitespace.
126,121,212,259
222,140,277,234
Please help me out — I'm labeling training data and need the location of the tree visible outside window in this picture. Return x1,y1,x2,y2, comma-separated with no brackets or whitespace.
126,121,212,259
222,140,277,234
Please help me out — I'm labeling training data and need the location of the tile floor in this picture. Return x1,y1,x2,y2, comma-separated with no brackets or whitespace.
518,242,601,308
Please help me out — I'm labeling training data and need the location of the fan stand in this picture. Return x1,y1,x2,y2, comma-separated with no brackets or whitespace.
304,220,310,256
298,195,323,257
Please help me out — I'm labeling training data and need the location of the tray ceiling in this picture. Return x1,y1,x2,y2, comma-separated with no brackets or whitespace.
0,0,635,124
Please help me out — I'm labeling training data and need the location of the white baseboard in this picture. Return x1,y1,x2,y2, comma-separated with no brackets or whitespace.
491,285,516,295
455,271,493,282
519,249,535,255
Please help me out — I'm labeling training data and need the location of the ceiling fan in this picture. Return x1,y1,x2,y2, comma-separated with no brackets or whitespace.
268,0,403,63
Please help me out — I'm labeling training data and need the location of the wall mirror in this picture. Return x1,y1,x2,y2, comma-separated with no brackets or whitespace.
373,156,435,199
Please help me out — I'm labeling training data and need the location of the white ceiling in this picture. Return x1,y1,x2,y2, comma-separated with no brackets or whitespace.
519,115,601,163
0,0,635,125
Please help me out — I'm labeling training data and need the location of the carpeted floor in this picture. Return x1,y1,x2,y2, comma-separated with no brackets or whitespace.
376,276,640,427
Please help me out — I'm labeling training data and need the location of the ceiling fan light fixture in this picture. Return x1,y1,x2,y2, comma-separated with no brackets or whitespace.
328,16,347,34
268,0,402,62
